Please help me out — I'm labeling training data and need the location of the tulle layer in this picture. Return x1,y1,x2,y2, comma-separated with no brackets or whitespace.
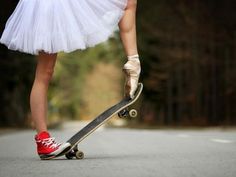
0,0,127,55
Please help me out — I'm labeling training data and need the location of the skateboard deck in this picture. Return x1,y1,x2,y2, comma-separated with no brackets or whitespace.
55,83,143,159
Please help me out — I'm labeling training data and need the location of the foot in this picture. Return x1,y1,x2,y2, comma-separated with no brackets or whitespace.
123,54,141,99
35,131,71,160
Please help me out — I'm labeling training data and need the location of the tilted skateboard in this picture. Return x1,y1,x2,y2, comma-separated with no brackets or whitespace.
55,83,143,159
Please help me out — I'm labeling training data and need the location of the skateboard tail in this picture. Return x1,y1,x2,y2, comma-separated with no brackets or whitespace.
55,144,72,157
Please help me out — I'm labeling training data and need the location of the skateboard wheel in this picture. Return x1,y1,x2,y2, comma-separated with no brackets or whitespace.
75,150,84,159
65,151,74,159
129,109,137,118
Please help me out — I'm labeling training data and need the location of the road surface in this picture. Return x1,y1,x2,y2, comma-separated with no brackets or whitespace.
0,126,236,177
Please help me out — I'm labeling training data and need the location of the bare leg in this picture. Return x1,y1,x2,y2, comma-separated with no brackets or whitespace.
30,52,57,133
119,0,140,98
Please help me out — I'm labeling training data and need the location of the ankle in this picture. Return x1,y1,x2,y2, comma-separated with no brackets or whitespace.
35,131,50,140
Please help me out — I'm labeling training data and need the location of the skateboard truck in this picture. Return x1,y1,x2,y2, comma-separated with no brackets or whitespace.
118,108,138,118
65,145,84,159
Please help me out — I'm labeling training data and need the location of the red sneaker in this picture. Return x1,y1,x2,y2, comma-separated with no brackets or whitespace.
35,131,70,160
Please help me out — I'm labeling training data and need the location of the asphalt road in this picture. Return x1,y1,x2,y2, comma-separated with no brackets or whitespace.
0,126,236,177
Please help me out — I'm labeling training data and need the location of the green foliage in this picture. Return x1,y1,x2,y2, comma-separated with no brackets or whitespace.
48,37,125,120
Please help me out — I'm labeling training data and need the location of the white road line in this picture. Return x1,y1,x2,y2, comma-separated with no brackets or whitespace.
210,138,234,143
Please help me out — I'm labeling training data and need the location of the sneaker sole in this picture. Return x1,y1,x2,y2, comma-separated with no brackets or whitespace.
39,146,72,160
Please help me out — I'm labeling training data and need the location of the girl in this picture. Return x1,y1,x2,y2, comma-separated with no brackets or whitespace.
0,0,141,159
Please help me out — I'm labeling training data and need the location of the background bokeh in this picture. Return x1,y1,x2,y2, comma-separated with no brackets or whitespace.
0,0,235,128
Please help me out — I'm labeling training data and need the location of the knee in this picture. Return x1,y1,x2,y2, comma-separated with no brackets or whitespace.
36,67,55,85
36,52,57,85
126,0,137,9
43,68,54,83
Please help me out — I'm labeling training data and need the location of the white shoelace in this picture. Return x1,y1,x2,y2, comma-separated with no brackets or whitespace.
38,137,61,149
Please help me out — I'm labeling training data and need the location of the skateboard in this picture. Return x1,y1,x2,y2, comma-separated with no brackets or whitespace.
55,83,143,159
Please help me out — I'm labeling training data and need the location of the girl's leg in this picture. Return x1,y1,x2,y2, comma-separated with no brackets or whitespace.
119,0,141,98
31,53,71,159
30,52,57,133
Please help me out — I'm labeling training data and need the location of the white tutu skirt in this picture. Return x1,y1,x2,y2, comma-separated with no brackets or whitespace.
0,0,127,55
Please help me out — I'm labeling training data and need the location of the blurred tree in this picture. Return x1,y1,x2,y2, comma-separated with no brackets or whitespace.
0,0,36,127
137,0,236,126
